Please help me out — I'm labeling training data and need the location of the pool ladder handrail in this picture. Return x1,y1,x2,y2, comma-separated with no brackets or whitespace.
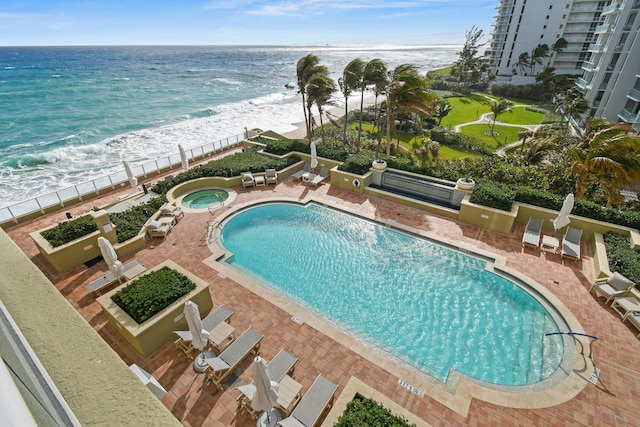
207,192,225,217
203,220,223,244
546,331,600,358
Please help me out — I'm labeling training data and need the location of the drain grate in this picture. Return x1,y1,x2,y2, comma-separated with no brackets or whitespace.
291,316,303,325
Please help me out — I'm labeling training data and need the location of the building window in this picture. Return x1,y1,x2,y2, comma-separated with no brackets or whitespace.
566,4,570,8
549,5,553,9
546,15,550,19
541,35,544,38
543,25,547,29
559,24,563,29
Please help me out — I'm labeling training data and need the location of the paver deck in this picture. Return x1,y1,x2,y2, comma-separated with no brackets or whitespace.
5,152,640,426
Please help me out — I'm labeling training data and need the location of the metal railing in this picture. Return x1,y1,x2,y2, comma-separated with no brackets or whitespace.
0,132,246,226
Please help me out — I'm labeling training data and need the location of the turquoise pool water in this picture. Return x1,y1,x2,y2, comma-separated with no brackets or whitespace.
221,202,564,386
181,189,229,209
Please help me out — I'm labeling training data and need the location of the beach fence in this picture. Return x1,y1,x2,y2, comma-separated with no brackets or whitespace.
0,132,249,227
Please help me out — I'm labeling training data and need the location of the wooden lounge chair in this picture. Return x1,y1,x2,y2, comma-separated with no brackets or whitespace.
309,167,329,187
237,349,299,418
85,259,146,296
291,162,311,181
160,203,184,221
561,226,583,260
589,272,636,304
521,216,543,249
174,306,233,358
277,374,338,427
241,172,255,189
204,327,264,391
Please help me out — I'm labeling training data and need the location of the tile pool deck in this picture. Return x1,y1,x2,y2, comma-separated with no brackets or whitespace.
5,161,640,426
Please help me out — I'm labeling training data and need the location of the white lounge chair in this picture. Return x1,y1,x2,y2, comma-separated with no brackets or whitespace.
85,259,146,296
309,167,329,187
589,272,636,304
160,203,184,221
266,168,278,185
146,219,172,239
204,327,264,391
522,216,543,249
291,162,311,181
277,374,338,427
622,311,640,338
174,306,233,358
241,172,255,189
561,226,583,260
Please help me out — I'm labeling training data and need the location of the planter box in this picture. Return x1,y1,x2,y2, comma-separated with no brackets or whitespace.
458,195,518,234
98,260,213,356
30,228,102,273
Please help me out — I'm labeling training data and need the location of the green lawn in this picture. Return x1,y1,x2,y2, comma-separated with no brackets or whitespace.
493,106,545,125
440,94,493,127
459,123,527,150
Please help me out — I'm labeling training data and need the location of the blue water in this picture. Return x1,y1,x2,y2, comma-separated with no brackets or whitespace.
181,188,229,209
0,45,459,208
221,203,564,386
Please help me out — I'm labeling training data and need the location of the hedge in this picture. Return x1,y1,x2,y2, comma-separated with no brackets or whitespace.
603,232,640,288
469,179,516,212
111,267,196,324
335,395,416,427
109,195,167,243
40,215,98,247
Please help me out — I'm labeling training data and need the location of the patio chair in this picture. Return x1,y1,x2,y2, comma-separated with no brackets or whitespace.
160,203,184,221
237,349,299,418
309,167,330,187
622,311,640,338
589,272,636,304
266,168,278,185
561,226,583,260
291,162,311,180
277,374,338,427
146,219,172,239
521,216,543,249
174,306,233,358
204,327,264,391
241,172,255,189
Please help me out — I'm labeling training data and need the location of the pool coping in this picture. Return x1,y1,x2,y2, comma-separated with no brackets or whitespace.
204,196,592,417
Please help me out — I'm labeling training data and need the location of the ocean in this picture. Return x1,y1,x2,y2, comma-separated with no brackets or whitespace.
0,45,460,209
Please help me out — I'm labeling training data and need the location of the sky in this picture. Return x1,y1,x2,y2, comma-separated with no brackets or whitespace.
0,1,497,46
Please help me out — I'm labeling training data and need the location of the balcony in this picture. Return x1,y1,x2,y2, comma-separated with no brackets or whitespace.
595,24,611,34
581,62,596,72
576,78,590,90
587,44,603,52
602,3,621,15
496,1,515,9
618,108,640,124
628,88,640,102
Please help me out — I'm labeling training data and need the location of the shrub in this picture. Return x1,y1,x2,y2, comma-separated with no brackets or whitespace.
339,152,376,175
469,180,516,212
335,395,416,427
604,232,640,288
264,138,308,155
40,215,98,247
111,267,196,324
109,196,167,243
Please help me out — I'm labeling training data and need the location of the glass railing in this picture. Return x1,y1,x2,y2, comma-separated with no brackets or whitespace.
628,88,640,101
595,24,611,33
618,109,640,123
602,3,620,14
576,77,589,89
0,132,246,225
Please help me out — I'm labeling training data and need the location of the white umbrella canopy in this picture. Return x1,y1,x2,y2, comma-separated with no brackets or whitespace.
184,301,208,351
553,193,574,232
178,144,189,170
310,140,318,172
123,160,138,190
251,356,279,422
97,236,124,281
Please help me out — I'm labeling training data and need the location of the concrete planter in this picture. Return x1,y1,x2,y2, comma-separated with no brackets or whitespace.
372,160,387,170
456,178,476,191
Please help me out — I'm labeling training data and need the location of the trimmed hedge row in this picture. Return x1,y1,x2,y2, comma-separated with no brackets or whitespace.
469,180,516,212
335,395,416,427
109,195,167,243
111,267,196,324
603,232,640,287
40,215,98,247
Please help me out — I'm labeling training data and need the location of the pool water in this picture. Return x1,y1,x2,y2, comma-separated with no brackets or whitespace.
181,189,229,210
221,202,564,386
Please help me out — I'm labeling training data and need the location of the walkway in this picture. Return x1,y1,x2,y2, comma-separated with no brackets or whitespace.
5,160,640,426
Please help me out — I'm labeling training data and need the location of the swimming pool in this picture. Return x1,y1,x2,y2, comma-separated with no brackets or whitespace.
220,202,566,386
181,189,229,210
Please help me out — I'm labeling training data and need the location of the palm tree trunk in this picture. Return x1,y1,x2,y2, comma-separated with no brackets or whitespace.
356,86,365,151
343,96,349,147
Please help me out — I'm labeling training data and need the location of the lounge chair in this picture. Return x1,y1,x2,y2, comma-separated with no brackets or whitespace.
277,375,338,427
291,162,311,181
241,172,255,189
622,311,640,338
160,203,184,221
309,167,329,187
589,272,636,304
85,259,146,296
266,168,278,185
237,349,299,418
521,216,543,249
204,327,264,391
561,226,583,260
174,306,233,358
146,219,172,239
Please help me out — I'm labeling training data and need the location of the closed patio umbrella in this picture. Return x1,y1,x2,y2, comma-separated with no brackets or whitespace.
123,160,138,190
184,301,211,372
97,236,124,282
178,144,189,170
310,140,318,173
251,356,280,427
553,193,574,232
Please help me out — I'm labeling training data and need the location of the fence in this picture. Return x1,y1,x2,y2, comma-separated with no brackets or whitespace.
0,132,247,226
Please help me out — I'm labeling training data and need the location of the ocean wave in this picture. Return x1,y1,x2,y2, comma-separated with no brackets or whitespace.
212,77,243,86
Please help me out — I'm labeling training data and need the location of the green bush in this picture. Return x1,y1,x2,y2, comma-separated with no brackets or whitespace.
469,180,516,212
109,196,167,243
604,232,640,288
40,215,98,247
335,395,416,427
338,152,376,175
111,267,196,324
264,138,308,155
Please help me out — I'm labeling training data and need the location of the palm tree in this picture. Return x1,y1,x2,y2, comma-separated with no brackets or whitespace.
570,118,640,206
489,98,514,135
546,37,568,69
518,129,533,153
530,44,549,75
432,99,453,126
339,58,365,146
296,54,327,139
516,139,554,166
554,87,589,129
515,52,531,75
357,59,387,150
428,140,440,164
382,64,435,156
306,73,337,142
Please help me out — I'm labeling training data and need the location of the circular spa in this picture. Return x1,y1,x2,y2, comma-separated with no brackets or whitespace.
218,202,577,389
179,188,233,211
